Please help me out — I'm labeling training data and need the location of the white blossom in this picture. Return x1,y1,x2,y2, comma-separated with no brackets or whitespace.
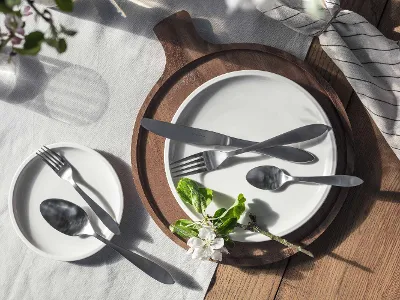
187,227,228,261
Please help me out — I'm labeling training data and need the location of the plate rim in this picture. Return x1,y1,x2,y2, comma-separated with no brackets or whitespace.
130,35,354,266
8,142,124,262
163,70,337,242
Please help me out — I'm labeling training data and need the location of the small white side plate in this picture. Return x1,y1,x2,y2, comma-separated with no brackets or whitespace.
8,142,124,261
164,70,337,242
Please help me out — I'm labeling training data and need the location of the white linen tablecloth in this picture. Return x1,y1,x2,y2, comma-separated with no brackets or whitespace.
0,1,312,299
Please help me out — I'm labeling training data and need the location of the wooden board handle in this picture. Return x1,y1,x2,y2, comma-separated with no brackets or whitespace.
154,10,217,76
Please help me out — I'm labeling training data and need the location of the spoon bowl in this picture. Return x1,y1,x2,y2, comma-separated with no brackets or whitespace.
40,199,175,284
246,166,288,190
40,199,94,236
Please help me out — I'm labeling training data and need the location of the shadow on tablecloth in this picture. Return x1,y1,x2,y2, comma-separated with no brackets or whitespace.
2,55,110,126
72,151,202,290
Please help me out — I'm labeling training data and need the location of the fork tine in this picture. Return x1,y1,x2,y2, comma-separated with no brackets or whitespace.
171,162,206,175
170,152,203,166
36,152,59,173
172,168,208,178
38,148,63,169
41,146,64,166
43,146,65,163
170,157,204,170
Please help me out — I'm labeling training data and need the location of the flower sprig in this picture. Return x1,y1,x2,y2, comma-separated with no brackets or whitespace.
170,178,313,261
0,0,76,58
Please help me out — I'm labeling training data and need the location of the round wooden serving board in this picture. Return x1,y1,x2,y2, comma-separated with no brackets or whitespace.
131,11,355,266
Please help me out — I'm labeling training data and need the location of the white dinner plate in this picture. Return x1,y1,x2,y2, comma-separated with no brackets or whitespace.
9,142,124,261
164,70,337,242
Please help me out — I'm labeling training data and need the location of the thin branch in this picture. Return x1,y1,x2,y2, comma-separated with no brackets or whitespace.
27,0,58,37
27,0,51,22
237,214,314,258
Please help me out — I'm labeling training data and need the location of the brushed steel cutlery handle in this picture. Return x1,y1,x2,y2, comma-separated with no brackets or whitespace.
94,234,175,284
229,124,330,156
141,118,319,163
229,138,314,163
73,183,121,235
292,175,364,187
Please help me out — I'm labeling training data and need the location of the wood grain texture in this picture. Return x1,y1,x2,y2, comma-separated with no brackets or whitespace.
341,0,390,24
274,1,400,299
206,262,287,300
131,10,354,267
377,0,400,40
275,95,400,300
207,0,395,296
305,39,353,108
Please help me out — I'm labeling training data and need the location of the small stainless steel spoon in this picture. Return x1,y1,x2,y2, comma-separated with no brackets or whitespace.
246,165,363,190
40,199,175,284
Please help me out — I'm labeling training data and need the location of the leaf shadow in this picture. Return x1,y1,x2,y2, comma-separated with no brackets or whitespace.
244,199,279,228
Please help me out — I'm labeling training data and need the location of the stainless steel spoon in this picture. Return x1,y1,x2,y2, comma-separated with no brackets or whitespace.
246,165,363,190
40,199,175,284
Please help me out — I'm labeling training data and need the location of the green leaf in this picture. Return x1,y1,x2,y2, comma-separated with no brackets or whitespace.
0,2,13,13
0,39,9,50
176,178,194,205
175,219,194,227
60,25,77,36
216,217,237,235
212,208,227,226
24,31,44,50
14,45,41,55
222,236,235,248
175,219,201,230
56,38,67,53
45,38,58,48
55,0,73,12
213,208,226,219
199,187,213,209
5,0,20,8
176,178,212,214
169,223,198,240
191,189,202,213
220,194,246,221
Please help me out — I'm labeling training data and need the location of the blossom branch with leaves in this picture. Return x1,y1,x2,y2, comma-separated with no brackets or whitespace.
170,178,313,262
0,0,77,59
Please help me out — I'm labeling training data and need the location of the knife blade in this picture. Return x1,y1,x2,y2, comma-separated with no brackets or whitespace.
141,118,329,163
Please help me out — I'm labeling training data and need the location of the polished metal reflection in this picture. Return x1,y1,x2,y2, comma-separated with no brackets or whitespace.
170,124,330,177
40,199,175,284
141,118,316,163
36,145,120,235
246,165,364,190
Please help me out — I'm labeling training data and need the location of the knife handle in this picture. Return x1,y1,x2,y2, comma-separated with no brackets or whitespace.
94,234,175,284
228,124,329,158
229,138,315,163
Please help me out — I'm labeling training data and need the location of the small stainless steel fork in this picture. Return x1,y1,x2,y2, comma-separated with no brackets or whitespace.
36,146,121,235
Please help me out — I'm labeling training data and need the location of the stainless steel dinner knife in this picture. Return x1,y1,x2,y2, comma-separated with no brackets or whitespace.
141,118,330,163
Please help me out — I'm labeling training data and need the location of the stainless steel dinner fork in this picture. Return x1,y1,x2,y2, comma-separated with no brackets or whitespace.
36,146,121,235
171,124,330,177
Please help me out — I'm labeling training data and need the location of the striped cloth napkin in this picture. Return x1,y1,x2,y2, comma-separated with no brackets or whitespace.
257,0,400,159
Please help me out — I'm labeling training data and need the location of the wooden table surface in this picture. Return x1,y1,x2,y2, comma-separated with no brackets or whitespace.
206,1,400,299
